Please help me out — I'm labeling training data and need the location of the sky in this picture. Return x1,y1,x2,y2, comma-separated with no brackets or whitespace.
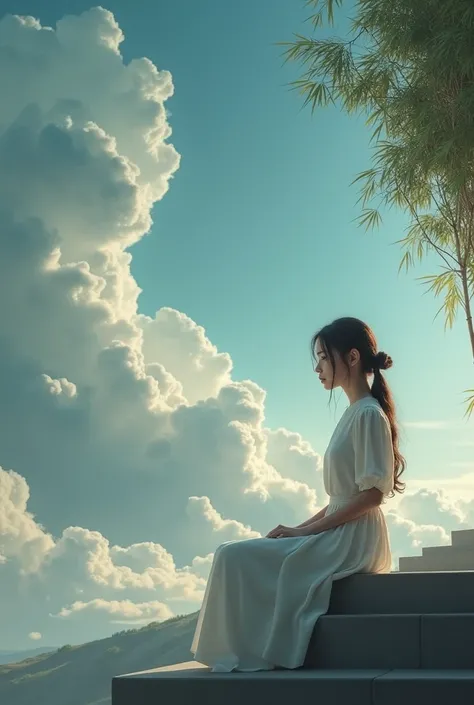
0,0,472,651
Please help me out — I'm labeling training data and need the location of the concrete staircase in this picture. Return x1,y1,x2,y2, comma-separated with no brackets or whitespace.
112,571,474,705
399,529,474,572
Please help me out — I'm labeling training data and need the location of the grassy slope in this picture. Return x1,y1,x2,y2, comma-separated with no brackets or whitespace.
0,612,199,705
0,648,57,665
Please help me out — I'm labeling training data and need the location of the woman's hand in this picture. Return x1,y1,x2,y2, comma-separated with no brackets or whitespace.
266,524,306,539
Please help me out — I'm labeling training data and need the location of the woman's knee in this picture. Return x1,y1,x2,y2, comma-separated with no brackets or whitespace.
215,537,259,561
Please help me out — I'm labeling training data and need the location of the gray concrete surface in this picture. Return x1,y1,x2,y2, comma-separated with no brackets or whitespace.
399,528,474,572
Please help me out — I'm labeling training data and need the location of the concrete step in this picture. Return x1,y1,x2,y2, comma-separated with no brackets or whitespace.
422,545,474,558
112,663,474,705
398,555,429,572
306,614,420,669
305,613,474,669
399,554,474,572
420,545,474,570
421,614,474,668
452,529,474,548
328,571,474,613
373,670,474,705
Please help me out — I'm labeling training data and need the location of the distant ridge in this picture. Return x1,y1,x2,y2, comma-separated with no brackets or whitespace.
0,647,57,665
0,612,198,705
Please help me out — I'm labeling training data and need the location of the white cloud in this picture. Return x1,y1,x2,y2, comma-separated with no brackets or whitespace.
28,632,42,641
0,465,207,645
188,554,214,580
187,496,261,541
396,489,468,532
406,473,474,504
0,468,54,572
0,5,471,652
55,599,173,624
265,427,324,493
138,309,233,405
403,421,451,430
44,526,207,602
384,510,450,567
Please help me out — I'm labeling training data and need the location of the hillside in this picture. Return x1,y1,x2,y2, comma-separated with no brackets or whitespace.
0,612,198,705
0,647,57,666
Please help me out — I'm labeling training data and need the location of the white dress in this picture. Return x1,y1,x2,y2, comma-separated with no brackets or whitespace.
191,396,394,672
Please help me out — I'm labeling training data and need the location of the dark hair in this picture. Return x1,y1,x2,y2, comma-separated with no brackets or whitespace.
310,317,405,495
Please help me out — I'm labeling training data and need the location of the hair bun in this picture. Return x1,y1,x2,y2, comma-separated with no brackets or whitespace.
374,351,392,371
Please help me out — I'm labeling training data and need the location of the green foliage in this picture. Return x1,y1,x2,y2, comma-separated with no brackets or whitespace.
464,390,474,418
286,0,474,414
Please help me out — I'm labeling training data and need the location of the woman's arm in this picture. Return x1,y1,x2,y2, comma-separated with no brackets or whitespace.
300,488,382,535
295,505,328,528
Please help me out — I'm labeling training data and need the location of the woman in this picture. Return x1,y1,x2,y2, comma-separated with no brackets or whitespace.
191,317,406,672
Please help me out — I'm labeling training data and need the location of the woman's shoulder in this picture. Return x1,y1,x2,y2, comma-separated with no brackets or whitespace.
350,396,388,425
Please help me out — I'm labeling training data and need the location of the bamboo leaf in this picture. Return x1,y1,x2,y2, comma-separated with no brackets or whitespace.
357,208,382,231
285,0,474,400
418,271,462,329
464,390,474,418
398,250,413,273
304,0,343,25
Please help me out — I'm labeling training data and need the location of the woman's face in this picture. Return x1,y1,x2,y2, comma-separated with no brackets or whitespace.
314,339,346,391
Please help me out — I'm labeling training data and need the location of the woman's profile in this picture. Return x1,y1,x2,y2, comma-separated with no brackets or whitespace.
191,317,406,672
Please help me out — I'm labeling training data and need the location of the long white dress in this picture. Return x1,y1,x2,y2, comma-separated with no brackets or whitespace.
191,396,394,672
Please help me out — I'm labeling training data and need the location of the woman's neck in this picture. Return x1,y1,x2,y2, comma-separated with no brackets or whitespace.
342,377,372,406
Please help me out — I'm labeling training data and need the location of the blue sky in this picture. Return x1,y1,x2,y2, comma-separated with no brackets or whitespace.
134,1,471,469
10,0,470,474
0,0,472,650
130,1,469,471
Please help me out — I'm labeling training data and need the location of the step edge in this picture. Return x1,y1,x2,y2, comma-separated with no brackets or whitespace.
113,666,474,682
113,667,392,681
321,612,474,618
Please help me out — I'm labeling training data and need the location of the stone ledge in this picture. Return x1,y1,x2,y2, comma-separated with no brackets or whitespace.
307,612,474,669
373,669,474,705
112,665,474,705
112,664,388,705
306,613,421,669
420,614,474,668
451,529,474,548
328,571,474,613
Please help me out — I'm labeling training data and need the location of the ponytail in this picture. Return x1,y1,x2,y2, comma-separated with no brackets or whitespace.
371,367,406,495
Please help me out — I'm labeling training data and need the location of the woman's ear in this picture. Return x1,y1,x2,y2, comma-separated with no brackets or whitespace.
348,347,361,368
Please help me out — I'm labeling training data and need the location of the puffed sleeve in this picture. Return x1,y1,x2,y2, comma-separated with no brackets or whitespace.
352,406,394,495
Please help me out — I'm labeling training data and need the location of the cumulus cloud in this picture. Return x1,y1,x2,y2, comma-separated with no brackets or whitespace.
409,471,474,501
0,468,54,572
44,526,207,601
265,428,323,484
28,632,42,641
55,599,173,624
396,489,469,533
0,466,207,646
384,510,451,567
0,5,471,651
187,496,261,542
138,309,233,404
